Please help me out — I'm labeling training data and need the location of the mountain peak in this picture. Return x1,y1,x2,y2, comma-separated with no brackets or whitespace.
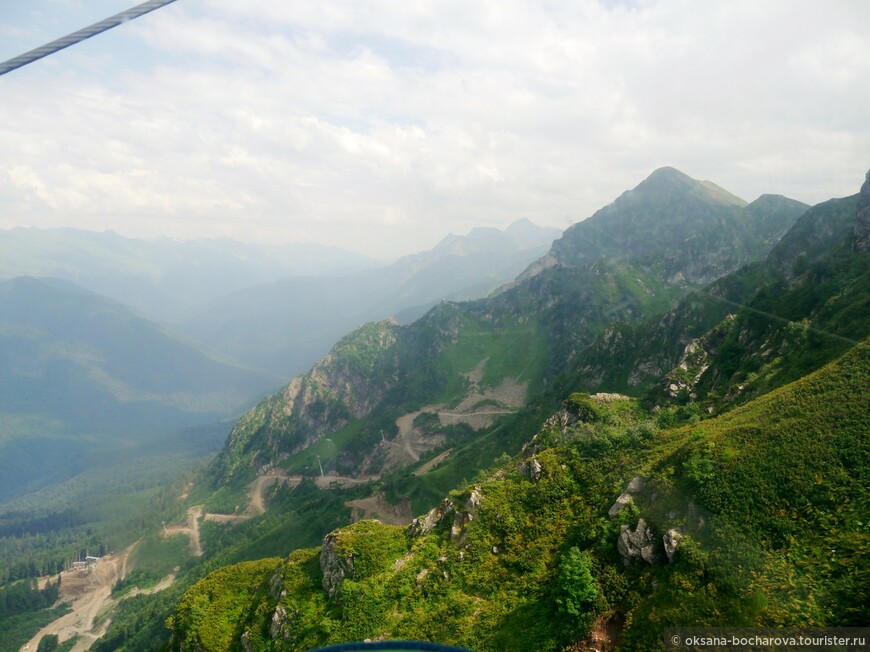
543,167,796,286
637,167,746,207
646,165,691,182
505,217,536,231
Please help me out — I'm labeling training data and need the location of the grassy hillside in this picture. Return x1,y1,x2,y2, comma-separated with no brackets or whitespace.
166,336,869,650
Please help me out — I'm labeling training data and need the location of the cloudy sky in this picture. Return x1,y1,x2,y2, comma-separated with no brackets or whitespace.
0,0,867,259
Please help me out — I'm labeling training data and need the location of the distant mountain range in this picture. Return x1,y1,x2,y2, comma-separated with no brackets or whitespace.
180,218,562,377
0,219,560,502
0,228,378,322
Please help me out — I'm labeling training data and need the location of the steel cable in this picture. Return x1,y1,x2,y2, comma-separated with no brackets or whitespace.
0,0,180,77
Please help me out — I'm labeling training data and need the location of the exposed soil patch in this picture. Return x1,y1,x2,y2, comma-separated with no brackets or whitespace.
177,481,193,501
569,613,623,651
311,474,376,488
346,492,414,526
451,374,527,416
377,367,528,474
202,472,376,528
21,543,178,652
381,408,447,469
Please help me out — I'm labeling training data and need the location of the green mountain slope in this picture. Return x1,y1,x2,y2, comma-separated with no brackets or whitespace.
167,335,869,650
547,168,802,287
569,189,868,411
209,168,807,493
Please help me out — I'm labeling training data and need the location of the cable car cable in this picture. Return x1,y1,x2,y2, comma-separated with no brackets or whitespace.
0,0,180,77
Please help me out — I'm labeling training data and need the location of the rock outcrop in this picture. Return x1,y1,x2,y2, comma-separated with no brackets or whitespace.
408,499,454,538
617,518,658,565
217,320,401,479
522,458,543,482
608,476,644,519
661,315,736,402
608,493,633,519
449,488,483,545
320,531,354,597
408,488,483,546
270,605,290,640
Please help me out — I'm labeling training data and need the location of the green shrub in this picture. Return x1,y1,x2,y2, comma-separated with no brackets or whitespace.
555,547,600,635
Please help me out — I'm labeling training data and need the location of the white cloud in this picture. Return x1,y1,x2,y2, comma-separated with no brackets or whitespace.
0,0,868,258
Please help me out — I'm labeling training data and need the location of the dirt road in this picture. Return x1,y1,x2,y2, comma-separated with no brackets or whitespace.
203,473,298,526
162,506,203,556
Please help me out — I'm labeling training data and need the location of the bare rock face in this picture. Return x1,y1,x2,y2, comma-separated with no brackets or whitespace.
320,531,354,597
270,604,291,640
408,488,483,545
450,487,483,545
408,498,454,538
266,565,292,640
617,518,659,565
608,476,644,519
626,476,644,493
608,493,633,519
466,487,483,511
661,315,736,402
663,528,683,562
219,320,401,479
268,565,287,600
856,169,870,253
526,458,543,482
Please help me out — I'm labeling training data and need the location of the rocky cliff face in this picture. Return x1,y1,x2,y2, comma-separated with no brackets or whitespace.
215,320,401,480
855,169,870,253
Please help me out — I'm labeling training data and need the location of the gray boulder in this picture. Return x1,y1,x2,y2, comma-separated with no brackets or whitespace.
617,518,659,565
608,476,644,519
